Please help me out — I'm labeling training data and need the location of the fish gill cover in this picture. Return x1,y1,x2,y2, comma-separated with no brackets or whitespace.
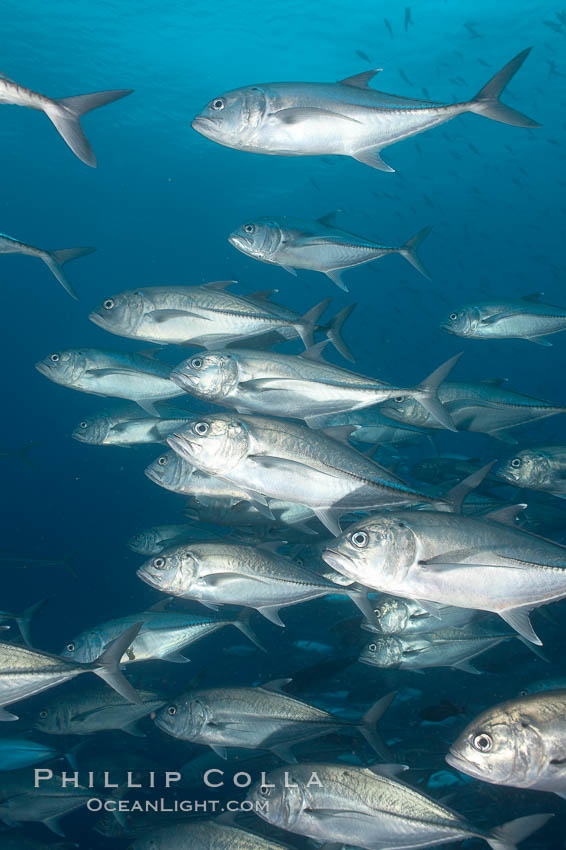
0,0,564,846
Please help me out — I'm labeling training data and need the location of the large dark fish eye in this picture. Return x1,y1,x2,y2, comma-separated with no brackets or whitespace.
79,421,88,429
153,557,166,569
66,642,75,652
39,709,48,719
243,223,256,234
511,458,522,468
50,353,60,362
211,97,225,110
103,298,114,310
157,456,168,466
190,357,203,369
258,785,272,797
449,312,458,321
393,396,405,403
194,422,209,436
167,705,177,716
350,530,369,548
472,732,493,752
368,643,377,652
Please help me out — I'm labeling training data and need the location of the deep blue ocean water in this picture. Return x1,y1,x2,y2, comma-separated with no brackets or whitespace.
0,0,565,846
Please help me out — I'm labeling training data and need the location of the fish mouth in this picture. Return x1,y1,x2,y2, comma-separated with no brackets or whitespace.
228,234,252,252
171,369,199,390
445,750,473,773
167,433,201,457
439,322,456,334
145,465,164,485
136,567,160,589
34,361,51,377
88,310,107,328
71,430,89,443
191,116,222,136
322,547,355,578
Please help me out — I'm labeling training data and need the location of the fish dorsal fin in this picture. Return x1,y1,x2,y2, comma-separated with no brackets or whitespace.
484,503,528,526
339,69,383,88
444,461,496,513
202,280,238,290
364,763,409,779
300,339,331,362
261,677,292,693
521,292,544,302
317,211,341,227
478,377,508,386
248,288,279,301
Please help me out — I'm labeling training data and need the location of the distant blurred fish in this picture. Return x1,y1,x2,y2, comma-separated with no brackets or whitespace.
442,293,566,345
404,7,412,31
356,50,371,63
0,442,37,468
384,17,394,38
0,72,132,166
128,522,221,555
72,407,192,447
420,700,467,722
0,233,94,299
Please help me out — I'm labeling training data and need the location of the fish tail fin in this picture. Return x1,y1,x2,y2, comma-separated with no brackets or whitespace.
443,461,496,513
92,622,143,702
42,246,96,299
14,597,48,647
233,608,266,652
297,297,332,348
488,813,553,850
44,89,133,166
468,49,540,128
325,303,357,362
411,352,462,431
398,225,433,279
358,690,396,759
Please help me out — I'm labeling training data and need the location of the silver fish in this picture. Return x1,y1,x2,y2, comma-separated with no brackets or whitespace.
72,407,192,446
447,690,566,799
35,349,184,415
497,445,566,497
192,49,538,172
321,408,428,446
380,378,566,441
154,680,395,760
171,347,458,430
166,413,448,535
0,73,131,165
0,623,141,721
89,281,345,354
61,609,262,665
442,293,566,346
0,233,94,299
368,595,479,635
229,214,432,290
0,772,100,835
128,522,221,555
33,680,165,737
322,507,566,644
130,820,291,850
247,761,551,849
360,627,517,673
136,541,375,626
144,449,259,505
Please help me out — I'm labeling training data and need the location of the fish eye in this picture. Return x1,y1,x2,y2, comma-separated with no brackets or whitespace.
103,298,114,310
157,456,168,466
511,458,521,468
519,689,529,697
50,353,60,362
449,312,458,321
167,705,177,716
243,224,256,234
190,357,203,369
79,421,88,429
393,396,405,403
472,733,493,752
153,557,166,569
368,643,377,652
66,642,75,652
350,530,369,548
211,97,225,110
373,609,381,618
194,422,209,436
39,709,48,719
258,785,272,797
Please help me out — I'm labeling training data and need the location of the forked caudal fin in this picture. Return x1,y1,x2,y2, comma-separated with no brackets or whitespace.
92,622,143,702
231,608,266,652
467,48,540,128
42,246,96,299
325,302,357,362
398,225,433,279
487,813,553,850
296,297,332,349
44,89,133,167
410,352,462,431
357,690,397,759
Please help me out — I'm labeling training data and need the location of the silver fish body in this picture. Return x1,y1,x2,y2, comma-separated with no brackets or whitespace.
128,523,220,555
72,407,191,446
35,349,184,415
192,50,538,171
369,595,479,635
247,762,550,850
447,690,566,799
497,445,566,497
130,820,291,850
442,294,566,345
323,509,566,644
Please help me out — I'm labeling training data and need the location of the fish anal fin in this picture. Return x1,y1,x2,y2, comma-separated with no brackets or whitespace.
352,146,395,172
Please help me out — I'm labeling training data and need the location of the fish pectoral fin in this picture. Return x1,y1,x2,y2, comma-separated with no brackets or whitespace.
43,815,67,837
352,145,395,172
204,572,251,587
481,310,525,324
147,308,211,323
270,106,363,125
452,659,482,674
419,547,498,567
136,399,160,416
238,377,295,392
270,744,298,763
313,508,343,536
526,336,553,346
257,606,286,627
163,652,192,663
209,744,228,759
85,367,142,377
499,607,542,645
